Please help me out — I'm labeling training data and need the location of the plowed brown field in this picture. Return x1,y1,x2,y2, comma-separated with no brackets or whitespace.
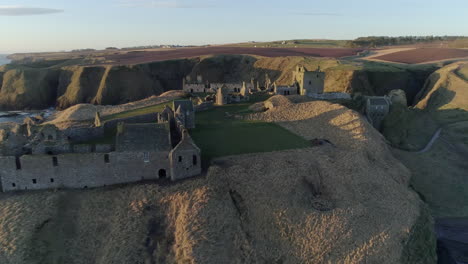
104,46,362,64
374,48,468,64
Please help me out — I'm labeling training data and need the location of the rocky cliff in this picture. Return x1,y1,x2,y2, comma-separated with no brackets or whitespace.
382,61,468,150
0,55,436,110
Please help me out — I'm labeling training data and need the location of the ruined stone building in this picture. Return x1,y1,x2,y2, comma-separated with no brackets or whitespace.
365,96,391,130
183,75,210,93
293,66,325,96
215,85,229,105
182,74,256,94
173,100,196,129
0,100,201,192
273,82,298,96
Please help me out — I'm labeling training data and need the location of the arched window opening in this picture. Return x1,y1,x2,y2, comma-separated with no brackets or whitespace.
159,169,167,179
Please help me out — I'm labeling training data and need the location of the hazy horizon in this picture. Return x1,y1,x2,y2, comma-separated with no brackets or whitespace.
1,0,468,53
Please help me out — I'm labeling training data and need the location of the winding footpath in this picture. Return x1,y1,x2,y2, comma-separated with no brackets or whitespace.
417,128,442,153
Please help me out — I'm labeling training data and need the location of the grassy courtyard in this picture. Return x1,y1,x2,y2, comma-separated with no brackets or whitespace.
190,102,310,167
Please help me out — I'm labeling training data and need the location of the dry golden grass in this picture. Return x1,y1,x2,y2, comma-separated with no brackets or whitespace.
0,97,435,264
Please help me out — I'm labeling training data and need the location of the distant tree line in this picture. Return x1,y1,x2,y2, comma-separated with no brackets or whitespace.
71,48,96,52
346,36,468,48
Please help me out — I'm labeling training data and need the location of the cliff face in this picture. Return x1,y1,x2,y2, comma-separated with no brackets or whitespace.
0,59,197,110
0,68,61,110
381,62,468,150
0,55,436,110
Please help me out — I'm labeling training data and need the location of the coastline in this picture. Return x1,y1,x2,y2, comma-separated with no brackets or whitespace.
0,54,11,66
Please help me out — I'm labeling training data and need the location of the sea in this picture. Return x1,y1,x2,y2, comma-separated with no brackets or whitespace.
1,55,51,123
0,54,10,66
0,108,56,124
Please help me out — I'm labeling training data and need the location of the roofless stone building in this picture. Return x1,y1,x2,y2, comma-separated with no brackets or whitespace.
0,100,201,192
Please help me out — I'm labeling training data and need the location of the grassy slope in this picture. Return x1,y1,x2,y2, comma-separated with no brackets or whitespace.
390,62,468,218
394,138,468,217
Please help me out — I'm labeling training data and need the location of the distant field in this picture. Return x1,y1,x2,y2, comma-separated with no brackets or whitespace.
103,46,362,65
229,39,348,48
190,102,310,167
373,48,468,64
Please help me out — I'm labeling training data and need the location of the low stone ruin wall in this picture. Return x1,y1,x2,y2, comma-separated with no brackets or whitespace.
194,102,214,112
63,126,105,143
308,93,352,100
103,113,157,130
0,151,171,192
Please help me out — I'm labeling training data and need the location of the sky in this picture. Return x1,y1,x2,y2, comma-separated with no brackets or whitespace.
0,0,467,53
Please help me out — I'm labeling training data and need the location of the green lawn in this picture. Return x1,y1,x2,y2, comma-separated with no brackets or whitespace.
102,100,175,121
190,102,310,167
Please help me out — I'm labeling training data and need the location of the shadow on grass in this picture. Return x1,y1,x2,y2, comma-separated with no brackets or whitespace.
190,101,309,169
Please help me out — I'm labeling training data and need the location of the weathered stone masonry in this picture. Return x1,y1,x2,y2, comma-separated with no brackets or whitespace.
0,99,202,192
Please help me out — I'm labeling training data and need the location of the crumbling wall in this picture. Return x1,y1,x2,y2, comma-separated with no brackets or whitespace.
194,102,214,112
103,113,156,130
0,151,171,192
62,126,104,142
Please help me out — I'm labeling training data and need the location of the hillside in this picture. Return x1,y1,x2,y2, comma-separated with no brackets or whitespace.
0,98,435,264
384,61,468,216
0,55,436,110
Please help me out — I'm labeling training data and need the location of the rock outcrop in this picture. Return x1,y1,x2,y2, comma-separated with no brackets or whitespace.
0,55,436,110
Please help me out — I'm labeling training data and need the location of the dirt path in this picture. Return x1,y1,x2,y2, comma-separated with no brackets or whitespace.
417,128,442,153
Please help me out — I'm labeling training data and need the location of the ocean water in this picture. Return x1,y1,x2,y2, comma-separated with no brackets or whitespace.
0,108,55,124
0,54,11,66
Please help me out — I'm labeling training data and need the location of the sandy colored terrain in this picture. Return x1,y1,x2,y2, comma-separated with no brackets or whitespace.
372,48,468,64
45,90,186,128
0,97,435,264
361,48,417,63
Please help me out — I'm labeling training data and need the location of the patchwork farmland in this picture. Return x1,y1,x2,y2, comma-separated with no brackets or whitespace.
373,48,468,64
103,46,363,65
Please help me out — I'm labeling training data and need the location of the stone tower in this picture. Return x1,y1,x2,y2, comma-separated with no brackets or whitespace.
293,66,325,96
94,112,102,127
240,82,248,97
169,129,201,181
215,85,228,105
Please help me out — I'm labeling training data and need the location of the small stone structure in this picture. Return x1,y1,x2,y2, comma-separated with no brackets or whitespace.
0,103,202,192
182,75,210,93
182,74,256,95
215,85,229,105
365,96,391,130
309,93,351,100
173,100,195,129
293,66,325,96
94,111,102,127
273,82,298,96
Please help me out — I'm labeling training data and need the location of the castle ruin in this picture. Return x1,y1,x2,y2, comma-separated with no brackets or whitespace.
0,100,201,192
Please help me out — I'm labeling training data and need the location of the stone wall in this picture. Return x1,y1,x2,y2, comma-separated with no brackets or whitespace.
275,86,298,96
211,83,244,93
194,102,214,112
63,126,105,143
183,84,208,93
308,92,352,100
0,151,171,192
103,113,157,130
